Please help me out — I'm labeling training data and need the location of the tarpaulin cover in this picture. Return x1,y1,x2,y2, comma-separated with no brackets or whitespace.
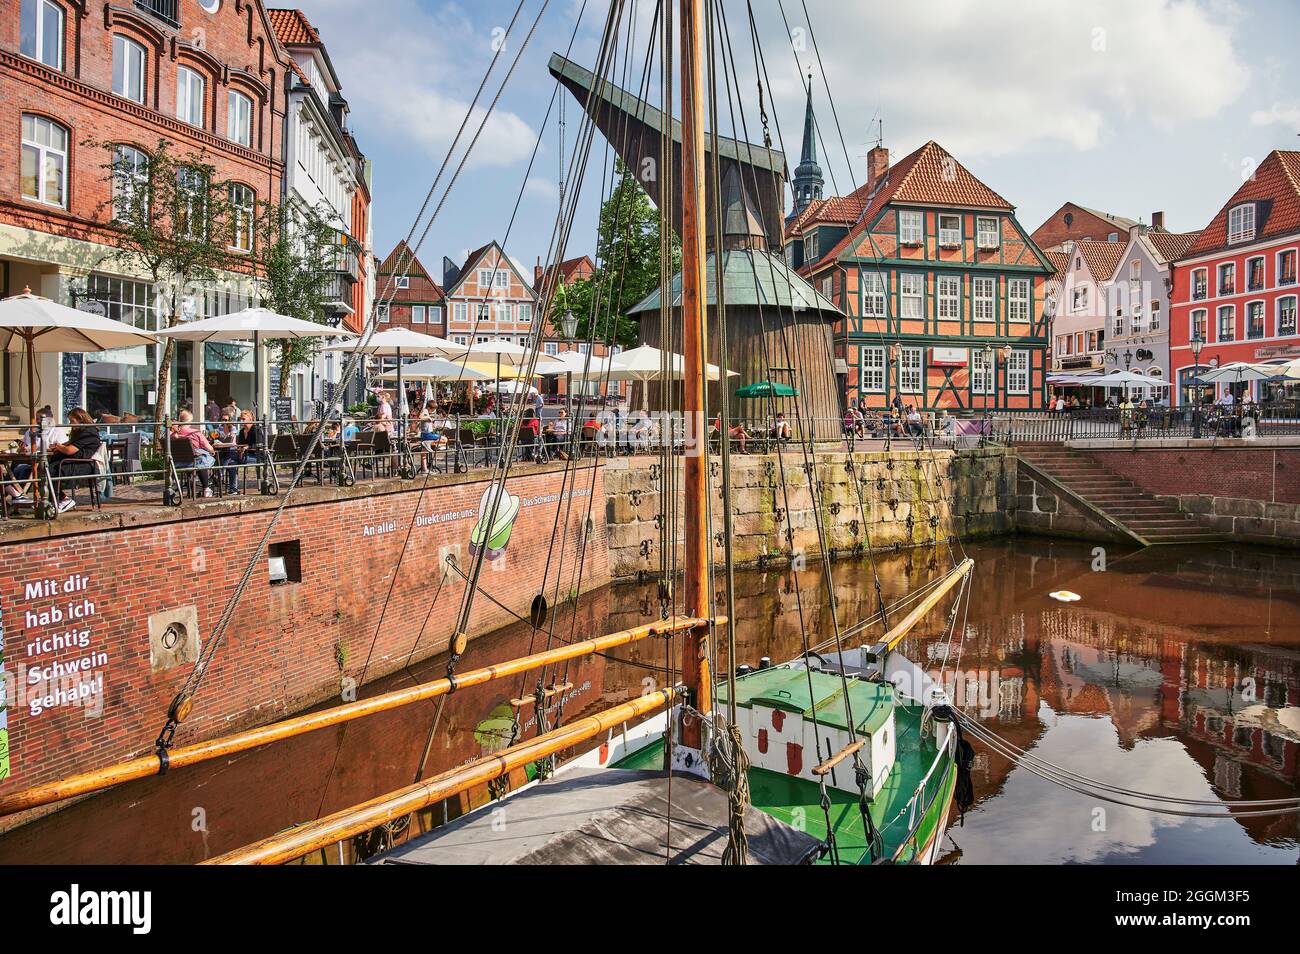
369,769,822,865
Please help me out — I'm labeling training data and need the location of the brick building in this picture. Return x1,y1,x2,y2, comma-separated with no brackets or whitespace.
1170,149,1300,406
788,135,1054,412
1,0,297,419
375,239,445,336
440,240,537,348
1031,202,1138,251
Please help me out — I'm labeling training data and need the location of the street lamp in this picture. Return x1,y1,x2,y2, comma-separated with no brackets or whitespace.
1190,334,1204,439
558,308,578,421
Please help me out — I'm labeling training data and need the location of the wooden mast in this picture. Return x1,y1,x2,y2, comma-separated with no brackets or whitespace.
679,0,711,749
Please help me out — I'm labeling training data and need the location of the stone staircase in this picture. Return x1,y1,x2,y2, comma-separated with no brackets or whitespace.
1017,444,1221,545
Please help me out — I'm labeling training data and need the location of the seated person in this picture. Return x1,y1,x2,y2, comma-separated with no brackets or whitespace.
519,407,542,461
9,408,68,502
171,409,218,497
771,413,792,443
341,419,360,441
221,410,267,494
728,421,749,454
49,408,103,512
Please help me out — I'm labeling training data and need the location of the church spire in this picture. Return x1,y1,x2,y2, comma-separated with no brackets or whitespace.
790,72,823,219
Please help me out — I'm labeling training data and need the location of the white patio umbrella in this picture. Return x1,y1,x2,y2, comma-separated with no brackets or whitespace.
1198,361,1284,384
569,343,737,411
154,307,355,422
0,289,158,427
376,357,492,382
324,328,464,417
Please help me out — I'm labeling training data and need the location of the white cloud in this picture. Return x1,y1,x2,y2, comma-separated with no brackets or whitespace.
296,0,539,169
761,0,1250,160
1250,102,1300,130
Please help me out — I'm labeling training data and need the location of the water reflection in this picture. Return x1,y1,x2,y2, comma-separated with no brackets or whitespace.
0,538,1296,864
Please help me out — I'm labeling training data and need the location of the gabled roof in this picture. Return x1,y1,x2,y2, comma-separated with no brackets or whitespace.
816,141,1015,265
786,193,869,237
1075,205,1139,231
1073,239,1127,283
268,9,321,46
1146,230,1202,264
445,241,535,298
378,240,440,292
1044,249,1070,276
1183,150,1300,259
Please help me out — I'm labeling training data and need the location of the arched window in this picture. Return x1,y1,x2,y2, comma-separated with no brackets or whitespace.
176,66,206,127
228,183,254,252
227,90,253,147
20,0,64,70
111,144,149,220
21,114,68,207
112,35,147,104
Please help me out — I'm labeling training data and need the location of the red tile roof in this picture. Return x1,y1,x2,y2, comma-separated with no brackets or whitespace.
786,193,869,237
1074,239,1127,282
268,8,321,46
1146,230,1201,263
1183,150,1300,259
815,141,1015,265
1044,249,1070,276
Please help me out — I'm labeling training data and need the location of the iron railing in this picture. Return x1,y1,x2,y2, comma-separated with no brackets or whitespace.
990,406,1300,443
134,0,179,28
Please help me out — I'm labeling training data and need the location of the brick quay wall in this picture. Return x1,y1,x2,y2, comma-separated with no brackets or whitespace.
0,462,607,800
0,447,1017,808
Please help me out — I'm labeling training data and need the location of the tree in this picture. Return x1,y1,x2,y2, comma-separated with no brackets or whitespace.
549,159,678,347
92,139,236,441
252,200,346,394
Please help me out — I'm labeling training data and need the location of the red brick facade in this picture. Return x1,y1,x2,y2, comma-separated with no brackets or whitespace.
1030,202,1136,251
0,0,289,251
0,464,608,796
376,239,445,336
1082,447,1300,505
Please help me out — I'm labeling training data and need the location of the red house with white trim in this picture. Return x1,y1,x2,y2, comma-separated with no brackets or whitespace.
1170,149,1300,406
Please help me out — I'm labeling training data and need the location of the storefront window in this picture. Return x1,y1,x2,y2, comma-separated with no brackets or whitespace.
83,274,158,419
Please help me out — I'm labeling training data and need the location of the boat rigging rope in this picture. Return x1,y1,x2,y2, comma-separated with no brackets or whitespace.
955,710,1300,817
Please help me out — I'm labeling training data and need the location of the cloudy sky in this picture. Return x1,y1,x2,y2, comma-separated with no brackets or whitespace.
295,0,1300,276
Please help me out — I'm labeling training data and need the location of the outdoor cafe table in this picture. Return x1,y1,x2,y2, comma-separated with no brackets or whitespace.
0,449,54,518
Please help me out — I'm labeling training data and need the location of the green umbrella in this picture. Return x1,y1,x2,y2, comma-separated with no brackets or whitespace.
734,380,798,398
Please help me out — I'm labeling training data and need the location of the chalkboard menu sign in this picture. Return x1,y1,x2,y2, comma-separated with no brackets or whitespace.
61,352,84,415
274,397,295,424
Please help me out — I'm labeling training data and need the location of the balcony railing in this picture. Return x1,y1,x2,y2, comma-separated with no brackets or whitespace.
135,0,179,28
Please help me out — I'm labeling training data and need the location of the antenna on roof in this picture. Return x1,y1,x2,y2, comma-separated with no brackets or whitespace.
874,117,884,150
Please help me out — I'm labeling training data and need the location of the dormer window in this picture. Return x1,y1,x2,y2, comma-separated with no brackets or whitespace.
803,229,819,262
1228,203,1255,244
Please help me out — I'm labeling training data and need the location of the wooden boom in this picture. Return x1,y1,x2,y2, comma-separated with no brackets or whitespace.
205,685,680,865
882,559,974,652
0,615,719,818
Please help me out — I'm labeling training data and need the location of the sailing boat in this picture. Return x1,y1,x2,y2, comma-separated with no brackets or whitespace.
0,0,975,865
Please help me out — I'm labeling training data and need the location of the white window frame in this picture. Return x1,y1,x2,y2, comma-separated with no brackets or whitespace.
1006,350,1029,395
1218,262,1235,295
899,210,923,245
937,275,959,319
1071,285,1089,312
1278,296,1298,337
428,305,442,327
452,302,467,324
1007,278,1030,322
1113,312,1125,337
21,113,68,208
176,66,205,127
543,341,558,356
938,214,960,247
973,277,995,321
898,346,923,394
861,346,885,393
378,304,391,323
111,143,148,220
227,90,252,147
395,276,409,289
1192,267,1208,300
113,35,146,104
1246,255,1265,292
1149,300,1161,331
976,216,999,249
477,268,493,288
411,305,426,324
1278,249,1298,287
494,301,511,325
494,269,510,289
1190,308,1207,343
803,229,818,262
900,273,923,319
862,271,887,318
1216,305,1235,342
518,302,532,323
1245,299,1265,339
21,0,64,70
1228,203,1255,244
970,348,994,396
227,182,254,252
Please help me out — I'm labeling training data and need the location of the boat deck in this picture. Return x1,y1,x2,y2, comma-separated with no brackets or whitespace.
615,701,954,864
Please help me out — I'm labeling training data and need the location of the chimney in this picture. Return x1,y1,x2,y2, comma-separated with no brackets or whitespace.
1151,210,1165,230
866,145,889,192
